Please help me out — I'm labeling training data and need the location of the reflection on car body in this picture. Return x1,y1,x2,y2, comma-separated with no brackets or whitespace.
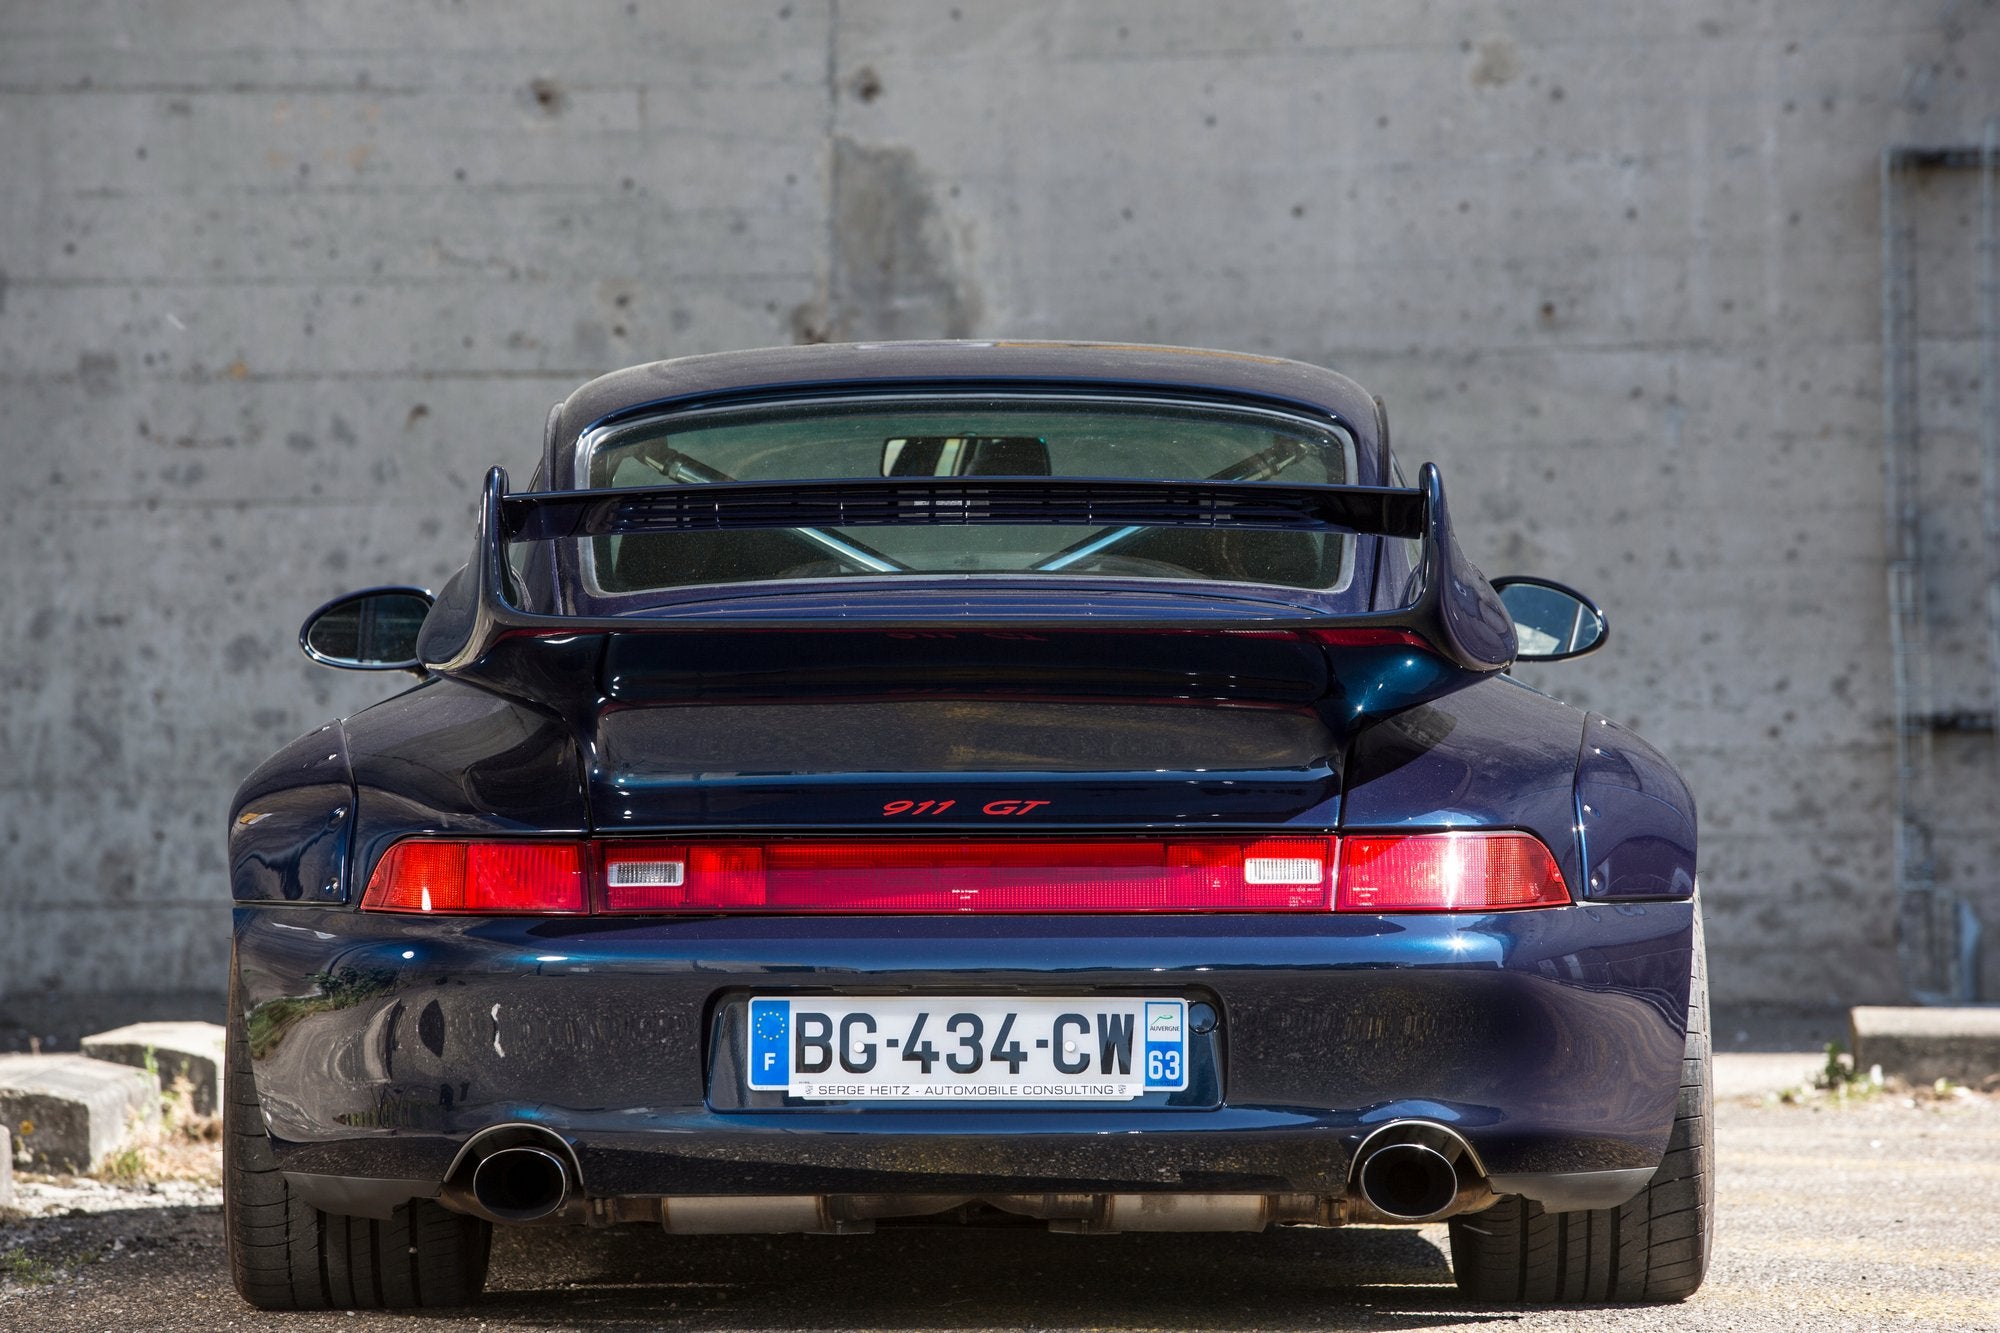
226,342,1706,1311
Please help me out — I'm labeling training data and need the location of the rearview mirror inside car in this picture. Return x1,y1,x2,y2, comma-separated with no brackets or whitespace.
299,586,434,672
1493,577,1608,662
881,435,1052,476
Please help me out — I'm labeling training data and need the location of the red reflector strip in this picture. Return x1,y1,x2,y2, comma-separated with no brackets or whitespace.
358,832,1569,915
601,837,1332,914
361,840,588,914
1335,832,1569,912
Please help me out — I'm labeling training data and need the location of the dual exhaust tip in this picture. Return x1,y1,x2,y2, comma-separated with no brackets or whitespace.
444,1132,575,1224
1350,1121,1487,1222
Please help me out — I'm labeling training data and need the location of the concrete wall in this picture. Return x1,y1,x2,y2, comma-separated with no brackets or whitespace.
3,1,1997,1031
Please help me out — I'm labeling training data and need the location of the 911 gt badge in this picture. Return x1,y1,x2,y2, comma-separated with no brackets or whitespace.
880,799,1052,817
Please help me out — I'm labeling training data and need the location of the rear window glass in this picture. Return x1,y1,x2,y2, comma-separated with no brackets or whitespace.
580,395,1355,594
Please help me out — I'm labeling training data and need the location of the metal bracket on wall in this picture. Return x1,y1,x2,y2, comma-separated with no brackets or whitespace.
1880,130,1998,1004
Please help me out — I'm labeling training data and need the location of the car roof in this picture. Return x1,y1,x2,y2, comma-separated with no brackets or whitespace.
543,340,1389,488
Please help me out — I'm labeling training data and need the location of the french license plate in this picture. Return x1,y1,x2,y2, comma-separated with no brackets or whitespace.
746,996,1188,1100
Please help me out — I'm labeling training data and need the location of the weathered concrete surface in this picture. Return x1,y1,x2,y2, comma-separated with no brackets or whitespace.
1852,1005,2000,1085
0,1056,157,1173
2,2,1999,1011
80,1022,226,1117
0,1127,11,1209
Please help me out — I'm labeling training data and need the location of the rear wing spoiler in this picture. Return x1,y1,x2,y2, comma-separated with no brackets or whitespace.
416,462,1516,720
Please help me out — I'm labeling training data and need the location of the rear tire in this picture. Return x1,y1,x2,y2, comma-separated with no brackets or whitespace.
224,966,491,1310
1447,905,1713,1304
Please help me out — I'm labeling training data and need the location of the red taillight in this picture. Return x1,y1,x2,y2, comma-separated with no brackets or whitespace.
361,840,587,914
1335,831,1570,911
599,836,1333,914
358,832,1568,915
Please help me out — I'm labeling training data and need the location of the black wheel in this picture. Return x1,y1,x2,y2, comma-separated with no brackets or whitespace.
1448,905,1713,1304
224,966,491,1310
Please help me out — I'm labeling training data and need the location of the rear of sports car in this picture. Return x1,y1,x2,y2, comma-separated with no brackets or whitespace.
227,348,1708,1311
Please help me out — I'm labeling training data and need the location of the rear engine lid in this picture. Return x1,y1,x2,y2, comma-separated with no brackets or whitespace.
591,694,1339,831
588,604,1343,830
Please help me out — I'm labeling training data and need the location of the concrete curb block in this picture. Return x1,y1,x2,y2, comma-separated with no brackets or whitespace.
1,1126,12,1208
82,1021,227,1117
1851,1005,2000,1085
0,1054,159,1173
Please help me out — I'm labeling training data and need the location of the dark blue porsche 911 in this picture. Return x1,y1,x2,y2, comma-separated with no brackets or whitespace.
227,341,1707,1310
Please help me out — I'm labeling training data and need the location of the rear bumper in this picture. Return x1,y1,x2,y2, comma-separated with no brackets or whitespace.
234,902,1693,1206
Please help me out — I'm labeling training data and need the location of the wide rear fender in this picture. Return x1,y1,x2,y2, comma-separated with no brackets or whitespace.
1575,714,1698,900
1340,678,1590,901
229,722,355,905
334,680,588,903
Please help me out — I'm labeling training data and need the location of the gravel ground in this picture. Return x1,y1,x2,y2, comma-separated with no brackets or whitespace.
2,1048,1995,1332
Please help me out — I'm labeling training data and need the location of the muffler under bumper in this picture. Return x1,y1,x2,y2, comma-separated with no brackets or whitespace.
652,1192,1334,1234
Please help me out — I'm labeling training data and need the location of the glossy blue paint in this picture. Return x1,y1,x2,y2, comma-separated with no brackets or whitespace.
230,723,353,904
597,615,1336,701
234,899,1693,1195
1338,681,1700,905
1577,713,1700,900
235,343,1700,1223
1325,644,1467,722
336,680,587,900
1339,675,1591,897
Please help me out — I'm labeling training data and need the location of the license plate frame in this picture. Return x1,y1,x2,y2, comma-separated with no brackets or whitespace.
746,996,1189,1101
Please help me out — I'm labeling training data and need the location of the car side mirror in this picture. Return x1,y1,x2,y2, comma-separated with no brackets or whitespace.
299,586,435,673
1492,577,1608,662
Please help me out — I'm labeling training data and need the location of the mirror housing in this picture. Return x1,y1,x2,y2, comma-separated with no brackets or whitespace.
299,586,435,673
1492,577,1608,662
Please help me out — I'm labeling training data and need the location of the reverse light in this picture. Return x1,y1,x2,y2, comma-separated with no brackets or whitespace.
361,840,587,914
604,857,686,888
603,843,765,911
1335,831,1570,911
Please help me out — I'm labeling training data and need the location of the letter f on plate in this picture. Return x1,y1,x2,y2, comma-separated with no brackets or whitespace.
749,999,791,1087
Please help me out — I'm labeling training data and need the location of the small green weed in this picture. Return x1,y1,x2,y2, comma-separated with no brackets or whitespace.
0,1248,58,1287
1812,1040,1882,1098
87,1073,222,1188
1770,1041,1884,1105
94,1143,149,1187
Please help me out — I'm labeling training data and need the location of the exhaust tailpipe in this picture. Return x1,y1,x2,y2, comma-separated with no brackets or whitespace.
470,1145,571,1222
1351,1121,1488,1222
1358,1142,1460,1219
